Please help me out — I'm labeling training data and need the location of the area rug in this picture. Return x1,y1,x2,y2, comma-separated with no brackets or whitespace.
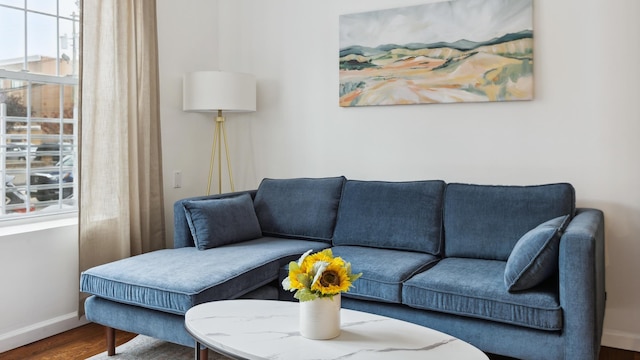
85,335,231,360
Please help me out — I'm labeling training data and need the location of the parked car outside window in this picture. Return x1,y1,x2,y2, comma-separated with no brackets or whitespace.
6,143,37,161
29,155,75,201
34,143,74,163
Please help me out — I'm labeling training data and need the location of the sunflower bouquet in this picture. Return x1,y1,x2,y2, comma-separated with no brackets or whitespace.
282,249,362,302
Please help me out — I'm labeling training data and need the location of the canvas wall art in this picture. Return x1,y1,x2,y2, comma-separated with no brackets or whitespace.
339,0,533,107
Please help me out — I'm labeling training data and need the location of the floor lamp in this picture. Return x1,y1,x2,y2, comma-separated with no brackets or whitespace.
183,71,256,195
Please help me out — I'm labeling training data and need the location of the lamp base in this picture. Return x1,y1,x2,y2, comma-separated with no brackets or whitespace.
207,110,235,195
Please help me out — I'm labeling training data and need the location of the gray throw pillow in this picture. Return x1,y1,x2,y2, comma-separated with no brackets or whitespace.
183,193,262,250
504,215,570,292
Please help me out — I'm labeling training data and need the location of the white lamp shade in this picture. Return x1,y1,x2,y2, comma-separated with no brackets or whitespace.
183,71,256,112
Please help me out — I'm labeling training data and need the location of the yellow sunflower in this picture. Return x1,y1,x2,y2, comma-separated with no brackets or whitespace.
300,249,335,272
285,249,335,290
311,257,353,295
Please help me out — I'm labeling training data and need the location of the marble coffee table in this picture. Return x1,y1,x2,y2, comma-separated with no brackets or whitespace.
185,299,489,360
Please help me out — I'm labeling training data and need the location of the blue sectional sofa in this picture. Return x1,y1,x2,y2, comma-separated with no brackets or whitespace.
80,176,606,359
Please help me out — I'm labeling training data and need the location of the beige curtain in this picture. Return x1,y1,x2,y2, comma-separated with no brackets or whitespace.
78,0,165,284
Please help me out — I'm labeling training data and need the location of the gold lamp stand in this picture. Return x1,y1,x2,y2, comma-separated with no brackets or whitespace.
207,109,235,195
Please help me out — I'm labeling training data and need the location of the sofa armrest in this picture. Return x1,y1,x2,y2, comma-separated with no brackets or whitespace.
559,208,605,360
173,190,257,248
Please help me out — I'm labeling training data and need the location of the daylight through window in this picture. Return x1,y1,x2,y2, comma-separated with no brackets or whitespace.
0,0,80,219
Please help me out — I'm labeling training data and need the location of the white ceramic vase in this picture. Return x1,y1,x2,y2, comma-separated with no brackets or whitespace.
299,293,341,340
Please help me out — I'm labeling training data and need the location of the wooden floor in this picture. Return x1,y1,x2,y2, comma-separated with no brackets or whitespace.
1,322,638,360
0,323,136,360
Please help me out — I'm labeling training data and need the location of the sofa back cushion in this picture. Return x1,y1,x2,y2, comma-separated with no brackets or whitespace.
332,180,446,255
443,183,575,260
254,176,346,242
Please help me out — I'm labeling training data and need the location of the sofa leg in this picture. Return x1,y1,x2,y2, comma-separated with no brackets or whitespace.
200,346,208,359
106,326,116,356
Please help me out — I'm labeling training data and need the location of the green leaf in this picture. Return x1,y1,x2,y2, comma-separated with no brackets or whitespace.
319,248,333,258
296,273,311,289
288,261,300,272
349,272,363,282
294,288,318,302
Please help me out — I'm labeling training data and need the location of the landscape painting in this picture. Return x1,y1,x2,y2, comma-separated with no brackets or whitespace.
339,0,533,107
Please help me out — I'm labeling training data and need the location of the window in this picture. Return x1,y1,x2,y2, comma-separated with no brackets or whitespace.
0,0,80,219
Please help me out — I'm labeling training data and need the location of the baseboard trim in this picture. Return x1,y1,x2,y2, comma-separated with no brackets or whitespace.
602,328,640,353
0,312,89,353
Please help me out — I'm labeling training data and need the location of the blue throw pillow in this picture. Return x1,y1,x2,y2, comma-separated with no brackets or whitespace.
183,193,262,250
504,215,570,291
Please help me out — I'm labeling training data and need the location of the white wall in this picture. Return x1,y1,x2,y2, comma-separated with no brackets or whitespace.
0,218,86,353
217,0,640,352
157,0,222,245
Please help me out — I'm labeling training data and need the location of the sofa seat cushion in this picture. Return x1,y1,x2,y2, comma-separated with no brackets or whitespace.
444,183,575,260
402,258,562,331
331,246,439,304
81,238,329,315
254,177,346,242
333,180,445,255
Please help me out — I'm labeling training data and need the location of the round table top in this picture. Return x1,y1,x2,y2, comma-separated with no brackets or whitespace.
185,299,489,360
